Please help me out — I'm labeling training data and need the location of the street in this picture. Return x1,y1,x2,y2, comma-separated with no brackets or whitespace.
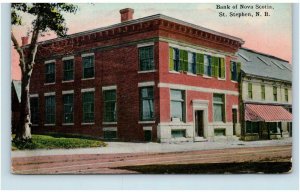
12,145,292,174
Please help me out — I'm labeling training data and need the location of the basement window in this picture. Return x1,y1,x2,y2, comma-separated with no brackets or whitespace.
171,130,186,138
214,129,226,136
104,131,117,139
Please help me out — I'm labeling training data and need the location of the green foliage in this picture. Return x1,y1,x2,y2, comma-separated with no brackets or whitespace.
11,3,78,37
12,134,106,150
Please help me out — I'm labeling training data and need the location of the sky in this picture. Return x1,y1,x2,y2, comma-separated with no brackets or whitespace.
11,3,292,80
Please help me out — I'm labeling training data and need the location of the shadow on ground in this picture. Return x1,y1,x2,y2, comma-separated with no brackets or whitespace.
114,162,292,174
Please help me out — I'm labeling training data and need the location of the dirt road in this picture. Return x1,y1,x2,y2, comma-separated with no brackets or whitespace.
12,145,292,174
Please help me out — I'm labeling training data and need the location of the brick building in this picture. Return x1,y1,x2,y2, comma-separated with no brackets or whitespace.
237,48,292,141
27,8,244,142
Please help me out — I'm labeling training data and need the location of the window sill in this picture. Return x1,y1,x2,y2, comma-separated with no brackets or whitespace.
202,75,212,79
169,71,180,74
82,77,95,81
63,123,74,126
217,78,226,81
81,122,94,125
44,124,55,126
44,82,55,85
187,72,197,76
62,80,74,83
103,122,117,125
231,80,238,83
138,70,157,74
138,121,155,124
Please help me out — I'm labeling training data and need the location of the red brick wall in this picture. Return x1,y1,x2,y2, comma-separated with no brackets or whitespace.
30,18,241,141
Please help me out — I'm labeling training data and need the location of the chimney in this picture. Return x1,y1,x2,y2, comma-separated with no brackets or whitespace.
120,8,134,22
21,36,29,46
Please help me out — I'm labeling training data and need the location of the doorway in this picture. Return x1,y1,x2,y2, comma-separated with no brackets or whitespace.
195,110,204,137
232,109,237,135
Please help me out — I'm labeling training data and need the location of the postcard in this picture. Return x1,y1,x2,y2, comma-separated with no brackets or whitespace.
11,3,292,174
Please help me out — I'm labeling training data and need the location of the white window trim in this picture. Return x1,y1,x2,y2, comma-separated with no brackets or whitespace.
81,122,94,125
44,82,56,86
82,77,95,81
137,42,154,48
103,127,117,131
82,53,95,80
81,53,94,57
81,88,95,92
102,122,117,125
158,82,239,96
187,72,197,76
138,121,155,124
143,126,152,131
44,60,56,64
62,123,74,126
102,85,117,91
169,43,226,58
62,80,74,83
62,90,74,95
62,56,74,61
62,57,75,82
169,71,180,74
138,70,157,74
138,81,155,87
232,105,238,109
30,94,38,98
44,92,55,96
44,124,55,126
203,75,212,79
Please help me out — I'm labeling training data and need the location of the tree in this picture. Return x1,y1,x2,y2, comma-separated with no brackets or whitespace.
11,3,78,142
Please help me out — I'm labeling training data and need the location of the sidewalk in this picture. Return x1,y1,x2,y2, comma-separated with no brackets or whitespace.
11,137,292,158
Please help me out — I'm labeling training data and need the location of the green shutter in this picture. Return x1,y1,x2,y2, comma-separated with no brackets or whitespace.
196,53,204,75
237,62,241,81
169,47,174,71
183,50,188,72
230,61,233,80
212,56,218,78
179,49,184,71
221,58,225,79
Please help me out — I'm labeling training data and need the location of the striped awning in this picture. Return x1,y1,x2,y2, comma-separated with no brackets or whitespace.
245,104,292,122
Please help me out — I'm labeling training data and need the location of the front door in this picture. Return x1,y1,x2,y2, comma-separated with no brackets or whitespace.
195,110,204,137
232,109,237,135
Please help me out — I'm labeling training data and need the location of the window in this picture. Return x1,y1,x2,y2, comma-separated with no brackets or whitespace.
231,61,240,81
82,91,94,123
169,47,180,71
246,121,259,134
140,87,154,121
139,46,154,71
104,131,117,139
188,52,196,74
285,88,288,102
273,86,277,101
63,59,74,81
214,129,226,136
217,58,225,79
45,62,55,83
170,90,185,121
103,90,117,122
30,97,39,124
171,130,186,138
204,55,212,76
82,56,94,79
261,84,265,100
63,94,74,124
213,94,225,122
45,95,55,124
248,83,253,99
